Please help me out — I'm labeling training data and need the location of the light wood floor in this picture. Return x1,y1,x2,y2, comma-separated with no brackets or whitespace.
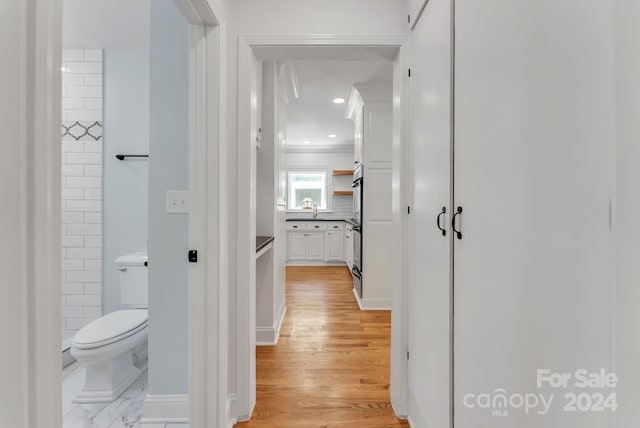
235,266,409,428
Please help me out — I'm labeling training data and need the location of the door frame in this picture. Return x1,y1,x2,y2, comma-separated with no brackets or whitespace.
234,34,409,420
30,0,229,426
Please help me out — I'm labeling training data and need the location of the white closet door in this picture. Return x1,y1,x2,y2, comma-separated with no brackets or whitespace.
454,1,615,426
406,0,452,426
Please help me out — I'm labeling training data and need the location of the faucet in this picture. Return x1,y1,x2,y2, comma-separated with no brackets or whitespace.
312,203,318,218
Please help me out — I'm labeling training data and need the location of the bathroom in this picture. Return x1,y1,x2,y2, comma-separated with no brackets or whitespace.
60,0,191,426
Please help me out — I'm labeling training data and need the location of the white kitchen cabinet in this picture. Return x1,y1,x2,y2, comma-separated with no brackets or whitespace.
324,231,344,262
287,230,325,262
287,232,306,261
305,233,325,261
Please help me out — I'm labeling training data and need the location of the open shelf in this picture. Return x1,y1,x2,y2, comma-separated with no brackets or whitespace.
333,169,354,176
333,190,354,196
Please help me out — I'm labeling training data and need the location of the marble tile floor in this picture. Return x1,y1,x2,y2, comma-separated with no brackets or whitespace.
62,362,188,428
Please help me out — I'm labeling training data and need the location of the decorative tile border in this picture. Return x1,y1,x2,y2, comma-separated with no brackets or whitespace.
62,121,103,141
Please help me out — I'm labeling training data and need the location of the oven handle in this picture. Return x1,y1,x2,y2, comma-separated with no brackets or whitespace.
351,266,362,279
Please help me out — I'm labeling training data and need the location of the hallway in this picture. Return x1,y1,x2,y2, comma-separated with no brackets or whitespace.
235,266,408,427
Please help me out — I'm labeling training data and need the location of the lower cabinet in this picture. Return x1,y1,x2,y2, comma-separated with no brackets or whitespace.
286,222,348,264
287,232,325,261
324,231,344,262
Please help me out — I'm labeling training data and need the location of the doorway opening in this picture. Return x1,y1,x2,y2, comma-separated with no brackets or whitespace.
234,41,409,426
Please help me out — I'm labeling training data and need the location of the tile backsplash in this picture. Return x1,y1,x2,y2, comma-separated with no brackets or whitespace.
61,49,103,340
286,194,354,220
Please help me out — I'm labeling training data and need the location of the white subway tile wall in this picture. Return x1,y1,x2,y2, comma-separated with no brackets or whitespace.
286,194,354,220
61,49,103,340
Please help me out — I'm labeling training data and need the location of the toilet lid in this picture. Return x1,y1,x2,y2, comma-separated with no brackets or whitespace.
73,309,148,350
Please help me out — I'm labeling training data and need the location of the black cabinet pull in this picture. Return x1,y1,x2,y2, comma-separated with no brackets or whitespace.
436,207,447,236
451,206,463,240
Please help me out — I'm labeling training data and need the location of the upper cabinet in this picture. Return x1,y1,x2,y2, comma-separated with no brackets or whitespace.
408,0,429,30
346,85,393,167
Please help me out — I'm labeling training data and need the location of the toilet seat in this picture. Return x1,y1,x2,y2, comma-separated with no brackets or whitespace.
73,309,148,350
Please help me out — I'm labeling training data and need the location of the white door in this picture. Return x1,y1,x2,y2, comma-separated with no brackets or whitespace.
306,233,325,261
325,231,344,262
454,1,615,426
287,232,306,261
406,0,453,426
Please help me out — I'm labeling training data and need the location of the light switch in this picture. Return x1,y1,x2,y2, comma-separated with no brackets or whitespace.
166,190,190,214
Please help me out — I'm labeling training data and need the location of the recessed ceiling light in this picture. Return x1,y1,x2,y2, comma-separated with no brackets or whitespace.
333,97,345,104
328,134,337,138
303,141,311,144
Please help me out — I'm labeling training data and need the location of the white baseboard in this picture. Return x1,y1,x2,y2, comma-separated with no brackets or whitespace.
407,416,415,427
139,394,189,424
256,304,287,346
226,394,238,428
352,288,391,310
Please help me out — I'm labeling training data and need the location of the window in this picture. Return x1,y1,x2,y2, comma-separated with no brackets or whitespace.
287,168,331,211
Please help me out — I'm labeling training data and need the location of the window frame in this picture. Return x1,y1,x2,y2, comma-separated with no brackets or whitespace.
286,165,333,212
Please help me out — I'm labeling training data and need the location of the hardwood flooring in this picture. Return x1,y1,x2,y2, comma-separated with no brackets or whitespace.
235,266,409,428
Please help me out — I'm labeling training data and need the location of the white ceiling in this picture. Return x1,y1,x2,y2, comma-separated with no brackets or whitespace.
63,0,149,49
285,60,393,149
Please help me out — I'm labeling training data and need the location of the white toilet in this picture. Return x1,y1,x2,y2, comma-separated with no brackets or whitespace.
71,251,149,403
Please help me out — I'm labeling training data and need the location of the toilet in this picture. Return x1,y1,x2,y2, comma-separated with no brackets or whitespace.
71,251,149,403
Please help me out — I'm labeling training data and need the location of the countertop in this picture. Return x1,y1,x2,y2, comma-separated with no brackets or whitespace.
256,236,275,253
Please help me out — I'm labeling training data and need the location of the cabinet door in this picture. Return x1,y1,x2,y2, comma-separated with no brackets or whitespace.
325,231,344,262
406,0,452,426
287,233,306,261
305,233,325,260
454,0,614,426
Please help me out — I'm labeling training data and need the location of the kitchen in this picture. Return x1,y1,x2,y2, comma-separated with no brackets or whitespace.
255,59,393,317
249,55,397,425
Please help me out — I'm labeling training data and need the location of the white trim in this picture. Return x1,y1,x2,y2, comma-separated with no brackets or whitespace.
256,305,287,346
352,288,392,311
178,2,229,428
286,261,347,267
390,44,410,418
226,394,238,428
23,0,63,426
235,35,408,423
140,394,189,424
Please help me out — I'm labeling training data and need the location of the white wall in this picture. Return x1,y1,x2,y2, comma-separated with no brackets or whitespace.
61,48,104,340
103,49,150,314
615,0,640,425
148,0,190,395
63,0,149,49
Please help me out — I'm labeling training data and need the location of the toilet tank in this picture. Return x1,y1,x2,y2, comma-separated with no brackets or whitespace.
115,251,148,308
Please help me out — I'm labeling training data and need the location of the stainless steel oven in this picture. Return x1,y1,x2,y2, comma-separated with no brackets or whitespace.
352,165,363,225
352,224,362,298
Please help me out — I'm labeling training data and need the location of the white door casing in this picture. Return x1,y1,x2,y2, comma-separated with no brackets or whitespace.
235,35,408,422
22,0,229,426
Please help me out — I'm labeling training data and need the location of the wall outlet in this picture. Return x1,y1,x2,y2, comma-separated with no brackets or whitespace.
166,190,190,214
